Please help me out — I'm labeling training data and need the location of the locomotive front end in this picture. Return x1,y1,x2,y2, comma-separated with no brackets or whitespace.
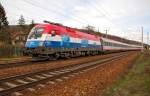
23,25,48,57
26,27,45,48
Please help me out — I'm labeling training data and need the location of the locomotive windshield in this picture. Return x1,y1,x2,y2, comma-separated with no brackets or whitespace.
28,27,45,39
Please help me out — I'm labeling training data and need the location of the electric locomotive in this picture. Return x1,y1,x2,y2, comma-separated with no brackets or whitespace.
24,21,103,59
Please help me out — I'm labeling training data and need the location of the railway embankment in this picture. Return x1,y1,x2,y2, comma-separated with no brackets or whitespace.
103,51,150,96
21,52,139,96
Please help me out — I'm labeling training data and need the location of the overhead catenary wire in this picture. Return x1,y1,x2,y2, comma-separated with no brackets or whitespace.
47,0,91,24
6,2,55,24
23,0,88,25
86,0,114,24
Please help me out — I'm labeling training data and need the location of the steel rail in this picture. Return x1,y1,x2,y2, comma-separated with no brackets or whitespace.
0,52,130,95
0,52,129,69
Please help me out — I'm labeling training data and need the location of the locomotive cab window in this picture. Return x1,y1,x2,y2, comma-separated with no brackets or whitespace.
51,30,56,37
28,27,44,39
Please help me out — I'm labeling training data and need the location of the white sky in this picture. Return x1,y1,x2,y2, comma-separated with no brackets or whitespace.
1,0,150,44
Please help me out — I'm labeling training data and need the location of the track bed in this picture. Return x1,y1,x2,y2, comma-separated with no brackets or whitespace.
0,51,138,95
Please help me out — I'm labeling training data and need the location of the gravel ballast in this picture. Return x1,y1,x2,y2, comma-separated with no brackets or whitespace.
20,52,138,96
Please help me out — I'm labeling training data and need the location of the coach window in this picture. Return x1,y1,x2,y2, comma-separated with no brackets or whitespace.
112,43,114,46
105,42,107,46
110,42,112,46
109,42,111,46
104,42,106,46
106,42,108,46
104,41,106,45
51,30,56,37
107,42,109,46
117,44,119,47
115,44,117,47
116,44,118,47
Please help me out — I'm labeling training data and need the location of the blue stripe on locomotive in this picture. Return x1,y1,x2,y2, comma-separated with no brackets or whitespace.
25,41,41,48
26,40,101,49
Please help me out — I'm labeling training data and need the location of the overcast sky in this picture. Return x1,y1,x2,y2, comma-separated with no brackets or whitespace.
1,0,150,44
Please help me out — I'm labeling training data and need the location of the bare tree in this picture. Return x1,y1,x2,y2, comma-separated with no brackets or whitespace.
18,15,25,26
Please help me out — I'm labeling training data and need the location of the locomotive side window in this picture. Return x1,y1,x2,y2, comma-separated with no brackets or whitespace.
28,27,44,39
51,30,56,37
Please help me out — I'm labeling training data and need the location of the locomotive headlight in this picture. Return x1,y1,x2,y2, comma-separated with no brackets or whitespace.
39,41,43,46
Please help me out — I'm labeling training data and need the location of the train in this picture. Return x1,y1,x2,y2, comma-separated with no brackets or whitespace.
23,21,142,59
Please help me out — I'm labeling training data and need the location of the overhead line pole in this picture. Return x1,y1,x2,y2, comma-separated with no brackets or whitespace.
104,29,108,39
141,27,144,52
147,32,149,50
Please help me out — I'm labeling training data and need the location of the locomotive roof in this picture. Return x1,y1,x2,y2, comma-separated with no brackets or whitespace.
34,23,101,41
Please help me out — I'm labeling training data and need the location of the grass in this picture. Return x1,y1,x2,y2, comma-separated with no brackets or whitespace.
103,52,150,96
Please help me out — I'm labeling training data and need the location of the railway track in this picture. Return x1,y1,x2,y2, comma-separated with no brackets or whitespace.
0,58,51,69
0,52,129,70
0,52,130,95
